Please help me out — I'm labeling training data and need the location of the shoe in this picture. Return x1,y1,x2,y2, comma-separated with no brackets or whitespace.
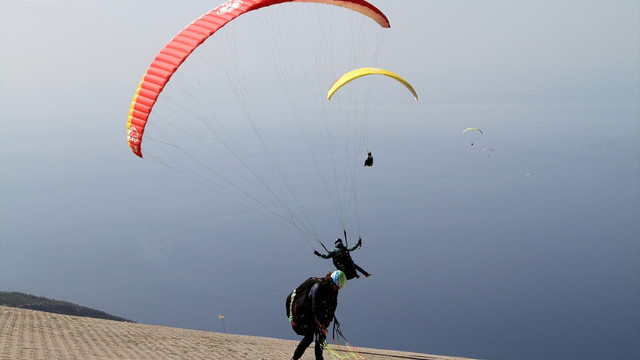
365,273,371,278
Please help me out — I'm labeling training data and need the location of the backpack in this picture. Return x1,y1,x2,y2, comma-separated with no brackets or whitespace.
286,277,321,335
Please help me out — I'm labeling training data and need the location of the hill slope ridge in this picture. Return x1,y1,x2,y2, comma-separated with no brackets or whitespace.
0,291,133,322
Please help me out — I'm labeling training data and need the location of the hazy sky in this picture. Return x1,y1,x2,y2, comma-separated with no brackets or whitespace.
1,1,639,360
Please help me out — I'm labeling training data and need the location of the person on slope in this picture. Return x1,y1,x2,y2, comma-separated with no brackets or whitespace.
364,152,373,167
314,237,371,280
288,270,346,360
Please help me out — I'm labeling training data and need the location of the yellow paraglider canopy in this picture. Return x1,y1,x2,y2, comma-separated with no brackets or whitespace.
327,67,418,101
462,127,483,134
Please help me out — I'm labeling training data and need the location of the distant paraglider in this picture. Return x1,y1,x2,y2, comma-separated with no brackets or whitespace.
327,68,415,172
462,127,483,146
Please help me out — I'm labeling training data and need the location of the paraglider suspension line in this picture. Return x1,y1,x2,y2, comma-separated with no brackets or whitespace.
321,316,368,359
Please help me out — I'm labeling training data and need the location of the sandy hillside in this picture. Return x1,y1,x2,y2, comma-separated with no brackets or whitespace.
0,306,480,360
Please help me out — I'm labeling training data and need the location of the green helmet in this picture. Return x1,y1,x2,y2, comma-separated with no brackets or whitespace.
331,270,347,289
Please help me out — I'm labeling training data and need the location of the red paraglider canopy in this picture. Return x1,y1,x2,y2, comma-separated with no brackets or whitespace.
127,0,390,157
